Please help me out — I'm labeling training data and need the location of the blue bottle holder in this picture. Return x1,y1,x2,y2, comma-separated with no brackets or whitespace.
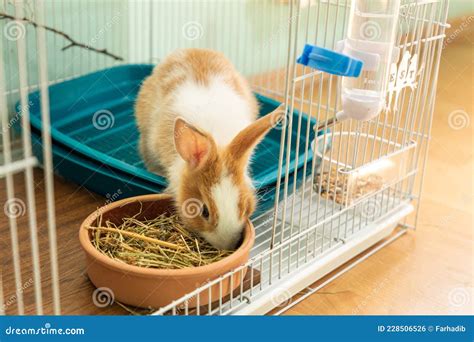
297,43,363,77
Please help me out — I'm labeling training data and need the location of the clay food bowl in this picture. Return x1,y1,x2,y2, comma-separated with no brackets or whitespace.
79,194,255,309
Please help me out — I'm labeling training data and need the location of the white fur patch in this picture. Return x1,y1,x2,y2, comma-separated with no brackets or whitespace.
202,174,244,249
167,157,185,195
171,76,253,147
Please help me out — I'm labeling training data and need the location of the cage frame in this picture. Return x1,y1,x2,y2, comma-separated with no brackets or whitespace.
0,0,449,316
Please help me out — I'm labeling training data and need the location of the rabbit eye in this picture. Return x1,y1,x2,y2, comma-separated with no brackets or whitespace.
201,204,209,220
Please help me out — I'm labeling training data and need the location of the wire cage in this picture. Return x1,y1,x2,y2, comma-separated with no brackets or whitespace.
0,0,449,316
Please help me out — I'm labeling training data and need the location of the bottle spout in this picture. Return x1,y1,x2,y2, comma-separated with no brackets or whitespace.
314,111,348,132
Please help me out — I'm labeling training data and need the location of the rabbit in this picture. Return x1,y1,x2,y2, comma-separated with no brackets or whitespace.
135,48,282,250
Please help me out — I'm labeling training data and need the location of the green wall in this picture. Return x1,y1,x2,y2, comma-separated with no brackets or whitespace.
1,0,471,143
448,0,474,18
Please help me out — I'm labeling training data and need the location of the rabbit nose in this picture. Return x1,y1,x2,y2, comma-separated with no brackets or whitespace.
226,228,244,250
199,230,238,250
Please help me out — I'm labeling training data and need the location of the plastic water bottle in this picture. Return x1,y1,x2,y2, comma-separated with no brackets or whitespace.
338,0,400,122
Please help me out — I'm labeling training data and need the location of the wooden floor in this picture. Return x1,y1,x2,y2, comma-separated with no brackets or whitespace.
1,29,472,316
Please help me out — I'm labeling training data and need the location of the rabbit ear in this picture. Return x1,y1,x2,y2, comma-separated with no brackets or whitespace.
174,117,215,170
227,105,285,165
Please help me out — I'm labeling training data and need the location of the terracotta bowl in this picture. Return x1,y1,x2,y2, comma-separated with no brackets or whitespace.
79,194,255,309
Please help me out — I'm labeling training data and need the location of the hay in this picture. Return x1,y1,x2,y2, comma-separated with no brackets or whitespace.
87,211,233,270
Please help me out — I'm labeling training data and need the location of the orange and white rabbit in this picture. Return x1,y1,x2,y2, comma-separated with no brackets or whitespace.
135,48,281,249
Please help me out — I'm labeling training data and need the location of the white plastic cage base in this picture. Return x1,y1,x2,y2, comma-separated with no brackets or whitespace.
154,175,414,316
237,203,412,315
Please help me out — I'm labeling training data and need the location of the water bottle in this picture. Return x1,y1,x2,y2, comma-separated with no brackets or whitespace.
338,0,401,122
